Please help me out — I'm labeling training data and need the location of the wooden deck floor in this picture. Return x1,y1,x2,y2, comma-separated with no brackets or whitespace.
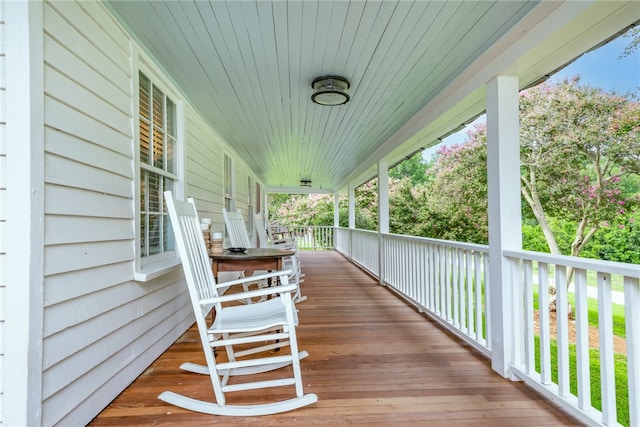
90,251,579,426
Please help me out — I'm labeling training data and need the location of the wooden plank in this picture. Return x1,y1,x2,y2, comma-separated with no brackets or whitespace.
89,251,579,426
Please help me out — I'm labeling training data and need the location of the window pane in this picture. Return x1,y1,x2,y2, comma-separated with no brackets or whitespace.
139,73,150,120
148,214,161,255
139,119,151,164
153,86,165,129
153,128,165,169
148,173,161,213
140,170,147,211
167,99,176,137
166,135,176,174
140,213,147,256
163,213,174,252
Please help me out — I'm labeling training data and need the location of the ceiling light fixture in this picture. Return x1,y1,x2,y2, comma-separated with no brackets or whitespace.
300,179,312,187
311,75,350,106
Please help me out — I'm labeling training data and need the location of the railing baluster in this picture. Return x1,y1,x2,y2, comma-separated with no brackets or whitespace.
556,265,570,397
626,275,640,427
538,262,551,385
598,272,617,425
524,260,534,375
474,252,482,342
574,268,591,410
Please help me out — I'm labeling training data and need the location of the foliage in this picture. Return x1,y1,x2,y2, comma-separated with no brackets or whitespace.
272,193,335,227
620,25,640,58
422,126,488,243
389,151,430,185
518,77,640,257
355,179,378,231
581,207,640,263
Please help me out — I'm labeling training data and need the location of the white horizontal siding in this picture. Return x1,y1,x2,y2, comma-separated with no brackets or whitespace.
44,261,133,307
44,240,133,277
0,1,271,424
185,106,226,230
46,184,132,219
39,1,143,425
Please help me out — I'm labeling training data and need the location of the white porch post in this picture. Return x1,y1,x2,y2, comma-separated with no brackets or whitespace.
348,184,355,229
333,193,340,228
378,161,389,285
5,1,45,425
486,75,522,377
378,161,389,234
348,184,355,258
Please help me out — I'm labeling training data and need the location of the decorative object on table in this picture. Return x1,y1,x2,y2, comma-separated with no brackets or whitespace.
200,218,212,253
210,232,223,254
226,247,248,254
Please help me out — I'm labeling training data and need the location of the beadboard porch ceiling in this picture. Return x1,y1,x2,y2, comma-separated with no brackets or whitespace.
104,1,637,193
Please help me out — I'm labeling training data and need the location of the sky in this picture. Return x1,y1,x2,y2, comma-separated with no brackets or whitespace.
423,31,640,160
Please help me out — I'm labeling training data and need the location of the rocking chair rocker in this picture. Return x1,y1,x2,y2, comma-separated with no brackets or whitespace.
160,192,317,415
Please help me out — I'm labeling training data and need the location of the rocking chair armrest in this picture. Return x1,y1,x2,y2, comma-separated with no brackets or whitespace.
203,283,298,305
215,269,293,290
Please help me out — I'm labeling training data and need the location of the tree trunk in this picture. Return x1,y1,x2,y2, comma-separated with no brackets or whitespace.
521,170,570,316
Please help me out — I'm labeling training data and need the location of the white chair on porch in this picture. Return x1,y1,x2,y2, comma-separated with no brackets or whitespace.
160,191,317,415
222,208,253,249
255,212,306,303
221,208,269,302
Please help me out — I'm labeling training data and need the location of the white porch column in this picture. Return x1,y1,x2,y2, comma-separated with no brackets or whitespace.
333,193,340,227
348,184,355,229
486,75,522,377
378,161,389,234
378,161,389,285
5,1,45,425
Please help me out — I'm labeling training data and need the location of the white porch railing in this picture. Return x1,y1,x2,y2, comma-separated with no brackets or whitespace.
283,226,334,250
504,250,640,427
329,226,639,427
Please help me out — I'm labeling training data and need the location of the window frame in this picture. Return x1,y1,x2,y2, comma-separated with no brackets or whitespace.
224,152,235,212
134,56,185,281
247,176,254,234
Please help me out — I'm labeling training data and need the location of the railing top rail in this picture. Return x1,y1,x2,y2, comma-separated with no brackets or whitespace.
504,249,640,278
334,226,489,252
384,232,489,253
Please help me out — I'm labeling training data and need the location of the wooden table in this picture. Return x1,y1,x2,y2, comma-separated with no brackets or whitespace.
210,247,295,279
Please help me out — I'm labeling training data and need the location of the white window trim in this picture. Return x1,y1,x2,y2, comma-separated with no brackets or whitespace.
224,152,235,211
133,50,185,281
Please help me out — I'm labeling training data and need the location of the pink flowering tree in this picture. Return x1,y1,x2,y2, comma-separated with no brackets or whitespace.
519,77,640,258
426,131,489,243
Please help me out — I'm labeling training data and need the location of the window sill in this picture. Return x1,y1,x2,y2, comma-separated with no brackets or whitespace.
134,257,182,282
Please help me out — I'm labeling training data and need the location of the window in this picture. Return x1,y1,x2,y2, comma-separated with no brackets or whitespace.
224,153,234,211
139,71,178,260
255,182,262,214
247,176,254,233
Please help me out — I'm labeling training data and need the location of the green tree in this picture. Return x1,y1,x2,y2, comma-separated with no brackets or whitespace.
418,125,489,243
389,151,430,185
519,77,640,258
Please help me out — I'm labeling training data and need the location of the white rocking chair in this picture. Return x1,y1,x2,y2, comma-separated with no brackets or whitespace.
160,192,317,416
221,208,268,303
255,212,306,303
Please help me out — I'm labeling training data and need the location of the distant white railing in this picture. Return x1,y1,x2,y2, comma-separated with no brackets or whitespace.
504,250,640,427
281,226,334,250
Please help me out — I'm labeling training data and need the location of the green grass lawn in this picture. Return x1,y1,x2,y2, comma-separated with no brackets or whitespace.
532,286,629,425
534,337,630,426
